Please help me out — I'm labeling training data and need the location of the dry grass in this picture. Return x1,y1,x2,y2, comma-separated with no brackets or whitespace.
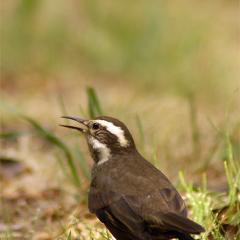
1,0,240,239
1,83,240,239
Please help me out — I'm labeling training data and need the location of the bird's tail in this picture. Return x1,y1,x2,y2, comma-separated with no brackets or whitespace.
161,212,205,234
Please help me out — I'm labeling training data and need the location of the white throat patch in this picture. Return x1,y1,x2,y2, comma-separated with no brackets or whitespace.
95,120,129,147
88,136,111,165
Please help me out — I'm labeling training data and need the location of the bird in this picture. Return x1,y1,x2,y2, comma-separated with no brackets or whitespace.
60,115,205,240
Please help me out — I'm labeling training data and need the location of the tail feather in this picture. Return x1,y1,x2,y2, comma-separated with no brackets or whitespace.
162,212,205,234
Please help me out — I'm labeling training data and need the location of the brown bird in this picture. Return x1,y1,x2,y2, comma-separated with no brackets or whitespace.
60,116,205,240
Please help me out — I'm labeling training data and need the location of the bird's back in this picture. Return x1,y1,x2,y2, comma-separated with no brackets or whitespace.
89,151,187,216
89,152,204,240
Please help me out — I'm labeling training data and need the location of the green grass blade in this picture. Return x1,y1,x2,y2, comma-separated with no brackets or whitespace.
188,94,201,157
224,133,239,207
87,87,103,118
66,231,72,240
135,114,145,148
0,131,26,140
21,115,81,187
178,171,193,192
74,146,91,180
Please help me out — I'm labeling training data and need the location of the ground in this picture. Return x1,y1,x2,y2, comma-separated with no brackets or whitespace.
1,1,240,239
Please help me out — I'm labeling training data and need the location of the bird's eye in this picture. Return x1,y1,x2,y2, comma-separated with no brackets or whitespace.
92,123,100,130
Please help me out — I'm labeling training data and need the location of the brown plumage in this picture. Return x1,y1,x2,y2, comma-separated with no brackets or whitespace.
61,116,205,240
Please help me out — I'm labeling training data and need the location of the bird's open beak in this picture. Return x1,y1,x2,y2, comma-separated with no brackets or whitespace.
60,116,88,133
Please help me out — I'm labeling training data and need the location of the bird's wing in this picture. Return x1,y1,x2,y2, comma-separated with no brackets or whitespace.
139,185,187,217
88,158,204,237
90,191,204,240
89,187,204,238
136,188,204,234
95,196,149,240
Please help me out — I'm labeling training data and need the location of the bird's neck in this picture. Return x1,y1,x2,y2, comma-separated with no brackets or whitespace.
89,144,137,166
91,146,111,165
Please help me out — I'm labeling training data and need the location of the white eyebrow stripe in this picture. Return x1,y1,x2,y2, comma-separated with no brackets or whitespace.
95,120,129,147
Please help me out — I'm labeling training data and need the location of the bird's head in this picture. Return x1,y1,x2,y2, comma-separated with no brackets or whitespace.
60,116,135,164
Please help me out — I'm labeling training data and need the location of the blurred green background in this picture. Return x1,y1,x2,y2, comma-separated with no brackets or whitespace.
0,0,240,179
1,1,240,239
1,0,240,179
1,0,239,98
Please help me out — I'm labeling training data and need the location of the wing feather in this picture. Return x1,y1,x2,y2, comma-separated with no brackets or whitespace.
95,196,151,240
160,212,205,233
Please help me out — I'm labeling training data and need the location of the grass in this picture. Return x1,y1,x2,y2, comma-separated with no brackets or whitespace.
0,87,103,190
59,115,239,240
1,1,238,99
179,129,240,239
1,87,239,239
25,94,95,181
1,1,239,239
23,115,82,188
87,86,104,118
61,89,240,239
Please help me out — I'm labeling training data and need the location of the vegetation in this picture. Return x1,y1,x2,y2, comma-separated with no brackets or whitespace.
1,1,239,239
